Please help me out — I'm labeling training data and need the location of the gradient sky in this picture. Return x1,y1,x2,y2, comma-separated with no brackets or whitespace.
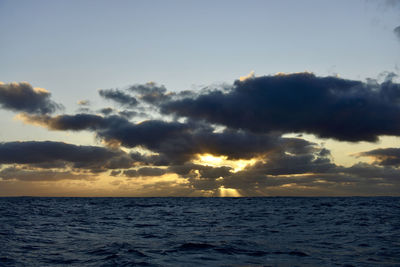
1,0,400,196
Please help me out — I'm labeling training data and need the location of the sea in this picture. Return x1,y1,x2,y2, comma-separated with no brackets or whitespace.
0,197,399,267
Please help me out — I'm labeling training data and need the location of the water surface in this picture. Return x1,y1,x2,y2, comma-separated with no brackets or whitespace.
0,197,399,266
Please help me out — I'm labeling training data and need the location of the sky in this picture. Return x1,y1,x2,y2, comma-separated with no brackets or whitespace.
1,0,400,196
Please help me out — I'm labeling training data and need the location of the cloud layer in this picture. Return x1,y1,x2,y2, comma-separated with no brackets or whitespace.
2,74,400,196
161,73,400,142
0,141,134,181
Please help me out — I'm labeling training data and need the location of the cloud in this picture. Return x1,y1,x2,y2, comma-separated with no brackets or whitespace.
218,157,400,196
161,72,400,142
12,114,400,195
128,82,171,104
161,141,400,195
18,113,117,131
123,167,167,177
246,152,334,176
198,166,232,179
0,82,61,114
168,163,232,178
159,139,332,192
165,163,233,191
0,167,93,181
20,112,304,164
343,162,400,181
99,88,138,106
0,141,134,172
99,107,114,115
356,147,400,166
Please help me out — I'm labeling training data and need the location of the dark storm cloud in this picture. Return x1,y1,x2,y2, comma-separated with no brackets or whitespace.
0,167,92,181
21,113,187,143
21,113,197,163
162,73,400,142
197,165,232,179
343,162,400,181
357,147,400,166
123,167,167,177
0,141,133,171
117,122,282,164
98,120,286,163
100,120,190,149
21,114,185,155
21,110,328,166
224,142,334,184
165,163,233,191
0,141,113,164
20,113,125,131
247,151,334,176
168,163,232,178
136,167,167,176
99,88,138,106
0,82,61,114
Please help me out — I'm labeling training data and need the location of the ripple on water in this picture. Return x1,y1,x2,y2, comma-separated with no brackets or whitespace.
0,197,399,266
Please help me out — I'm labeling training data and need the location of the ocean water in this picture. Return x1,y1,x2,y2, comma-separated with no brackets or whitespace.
0,197,399,267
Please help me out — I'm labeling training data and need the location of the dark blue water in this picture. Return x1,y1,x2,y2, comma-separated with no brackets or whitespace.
0,197,399,267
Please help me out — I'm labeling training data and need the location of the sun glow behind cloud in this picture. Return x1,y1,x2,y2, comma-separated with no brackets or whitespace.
193,154,257,172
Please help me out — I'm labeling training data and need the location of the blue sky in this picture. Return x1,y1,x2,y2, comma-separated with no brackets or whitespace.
1,0,399,96
1,0,400,196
